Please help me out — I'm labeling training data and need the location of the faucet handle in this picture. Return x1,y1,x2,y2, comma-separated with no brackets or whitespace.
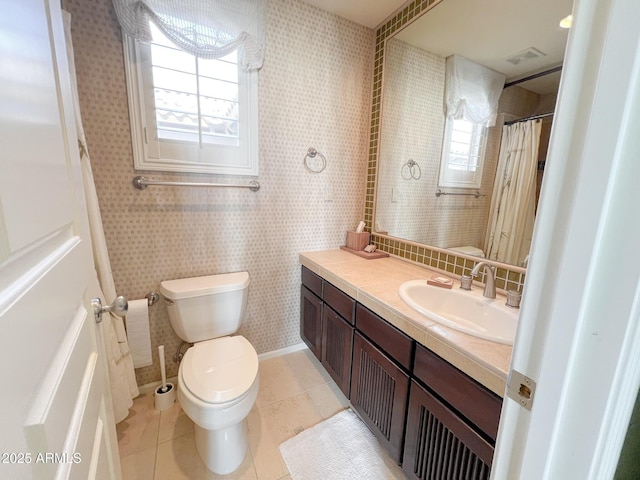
506,290,522,308
460,274,473,290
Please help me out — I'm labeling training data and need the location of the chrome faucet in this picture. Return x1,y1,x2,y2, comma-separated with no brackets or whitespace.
470,261,497,299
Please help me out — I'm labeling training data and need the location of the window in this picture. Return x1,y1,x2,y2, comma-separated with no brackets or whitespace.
123,23,258,176
438,118,487,189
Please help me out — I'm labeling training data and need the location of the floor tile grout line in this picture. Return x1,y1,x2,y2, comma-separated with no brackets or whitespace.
254,380,340,412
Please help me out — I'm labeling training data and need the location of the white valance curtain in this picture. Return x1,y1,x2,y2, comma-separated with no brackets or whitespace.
484,119,542,266
445,55,506,127
112,0,266,70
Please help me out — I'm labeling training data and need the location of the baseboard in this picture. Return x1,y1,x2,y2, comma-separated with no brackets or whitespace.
257,342,307,361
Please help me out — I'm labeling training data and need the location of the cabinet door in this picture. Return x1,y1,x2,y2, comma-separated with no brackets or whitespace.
402,380,494,480
321,305,354,397
350,332,409,463
413,344,502,441
300,285,322,360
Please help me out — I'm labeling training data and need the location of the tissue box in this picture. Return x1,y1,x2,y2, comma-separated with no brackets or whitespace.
346,231,370,251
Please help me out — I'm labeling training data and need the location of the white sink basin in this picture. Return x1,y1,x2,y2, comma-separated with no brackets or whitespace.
398,280,518,345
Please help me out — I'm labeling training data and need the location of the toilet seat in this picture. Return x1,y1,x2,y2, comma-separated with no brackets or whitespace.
181,336,258,405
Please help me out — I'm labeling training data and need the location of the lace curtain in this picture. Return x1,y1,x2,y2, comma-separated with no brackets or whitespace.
112,0,266,70
445,55,505,127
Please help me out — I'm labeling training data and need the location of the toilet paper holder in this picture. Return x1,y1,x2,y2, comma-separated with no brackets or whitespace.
146,292,160,307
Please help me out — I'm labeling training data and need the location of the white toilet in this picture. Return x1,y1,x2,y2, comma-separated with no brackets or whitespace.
160,271,259,475
449,245,485,258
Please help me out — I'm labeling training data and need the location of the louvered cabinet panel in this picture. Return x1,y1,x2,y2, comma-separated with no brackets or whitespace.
350,332,409,463
321,305,354,397
413,344,502,441
300,285,322,360
403,380,494,480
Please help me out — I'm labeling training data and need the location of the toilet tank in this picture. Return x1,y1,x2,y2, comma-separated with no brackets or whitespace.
160,272,250,343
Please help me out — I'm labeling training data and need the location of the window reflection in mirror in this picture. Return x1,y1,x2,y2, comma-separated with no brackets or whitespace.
438,118,487,189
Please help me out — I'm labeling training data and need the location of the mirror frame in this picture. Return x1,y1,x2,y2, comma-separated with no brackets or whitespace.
365,0,526,293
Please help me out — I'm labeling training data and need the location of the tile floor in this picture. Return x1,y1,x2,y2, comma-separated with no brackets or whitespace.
116,348,351,479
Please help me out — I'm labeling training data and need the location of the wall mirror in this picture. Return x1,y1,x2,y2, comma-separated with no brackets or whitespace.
373,0,573,268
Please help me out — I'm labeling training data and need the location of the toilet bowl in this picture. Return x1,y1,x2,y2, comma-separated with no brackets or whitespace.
160,272,258,475
178,336,258,474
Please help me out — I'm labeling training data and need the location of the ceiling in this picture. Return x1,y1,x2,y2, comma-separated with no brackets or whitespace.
299,0,405,29
300,0,574,94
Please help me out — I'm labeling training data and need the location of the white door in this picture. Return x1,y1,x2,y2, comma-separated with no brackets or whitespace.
0,0,121,479
492,0,640,478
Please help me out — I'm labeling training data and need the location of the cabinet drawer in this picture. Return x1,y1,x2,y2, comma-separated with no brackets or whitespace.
301,266,322,298
355,304,413,371
413,344,502,441
323,281,355,325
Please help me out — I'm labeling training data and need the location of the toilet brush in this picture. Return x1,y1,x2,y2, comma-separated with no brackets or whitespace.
158,344,168,393
155,344,176,411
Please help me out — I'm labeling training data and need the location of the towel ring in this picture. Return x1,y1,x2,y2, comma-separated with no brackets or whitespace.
401,159,421,180
304,147,327,174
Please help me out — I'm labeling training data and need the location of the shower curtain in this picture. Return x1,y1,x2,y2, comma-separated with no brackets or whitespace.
63,13,139,423
484,119,542,266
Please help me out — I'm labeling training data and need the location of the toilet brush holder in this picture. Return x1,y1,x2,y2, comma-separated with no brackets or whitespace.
155,344,175,411
155,382,176,411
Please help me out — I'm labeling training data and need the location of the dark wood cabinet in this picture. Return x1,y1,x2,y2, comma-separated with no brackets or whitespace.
321,305,354,396
300,265,503,474
413,344,502,441
356,303,414,371
301,265,322,297
300,267,354,396
350,332,409,463
402,380,494,480
403,344,502,479
300,285,322,360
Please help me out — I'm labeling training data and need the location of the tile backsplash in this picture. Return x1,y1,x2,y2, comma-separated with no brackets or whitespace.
64,0,374,386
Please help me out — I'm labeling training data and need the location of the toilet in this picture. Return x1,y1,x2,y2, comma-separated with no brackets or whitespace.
449,245,485,258
160,272,258,475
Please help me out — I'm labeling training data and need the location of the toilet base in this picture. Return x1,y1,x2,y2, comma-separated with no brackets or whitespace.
194,419,248,475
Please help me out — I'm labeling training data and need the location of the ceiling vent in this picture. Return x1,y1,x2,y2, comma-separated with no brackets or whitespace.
504,47,546,66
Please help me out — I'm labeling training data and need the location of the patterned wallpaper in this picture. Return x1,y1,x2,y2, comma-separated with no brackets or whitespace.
63,0,374,386
375,39,447,245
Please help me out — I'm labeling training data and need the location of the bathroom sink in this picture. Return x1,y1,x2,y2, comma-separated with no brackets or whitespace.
398,280,518,345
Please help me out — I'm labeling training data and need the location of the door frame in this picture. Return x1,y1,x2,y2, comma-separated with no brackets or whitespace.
492,0,640,478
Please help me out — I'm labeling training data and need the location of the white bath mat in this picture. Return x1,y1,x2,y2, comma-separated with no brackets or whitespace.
279,409,406,480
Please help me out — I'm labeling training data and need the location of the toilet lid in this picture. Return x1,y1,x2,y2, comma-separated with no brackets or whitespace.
181,336,258,404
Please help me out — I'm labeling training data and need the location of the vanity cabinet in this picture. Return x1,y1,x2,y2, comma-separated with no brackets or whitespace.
299,265,503,474
350,304,414,463
300,285,322,359
402,344,502,480
321,307,353,396
351,332,410,463
402,381,494,480
300,267,354,397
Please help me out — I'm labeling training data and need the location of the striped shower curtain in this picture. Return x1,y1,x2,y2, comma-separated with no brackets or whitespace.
484,119,541,266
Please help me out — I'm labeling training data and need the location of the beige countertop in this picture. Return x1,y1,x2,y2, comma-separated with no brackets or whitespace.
299,249,513,397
